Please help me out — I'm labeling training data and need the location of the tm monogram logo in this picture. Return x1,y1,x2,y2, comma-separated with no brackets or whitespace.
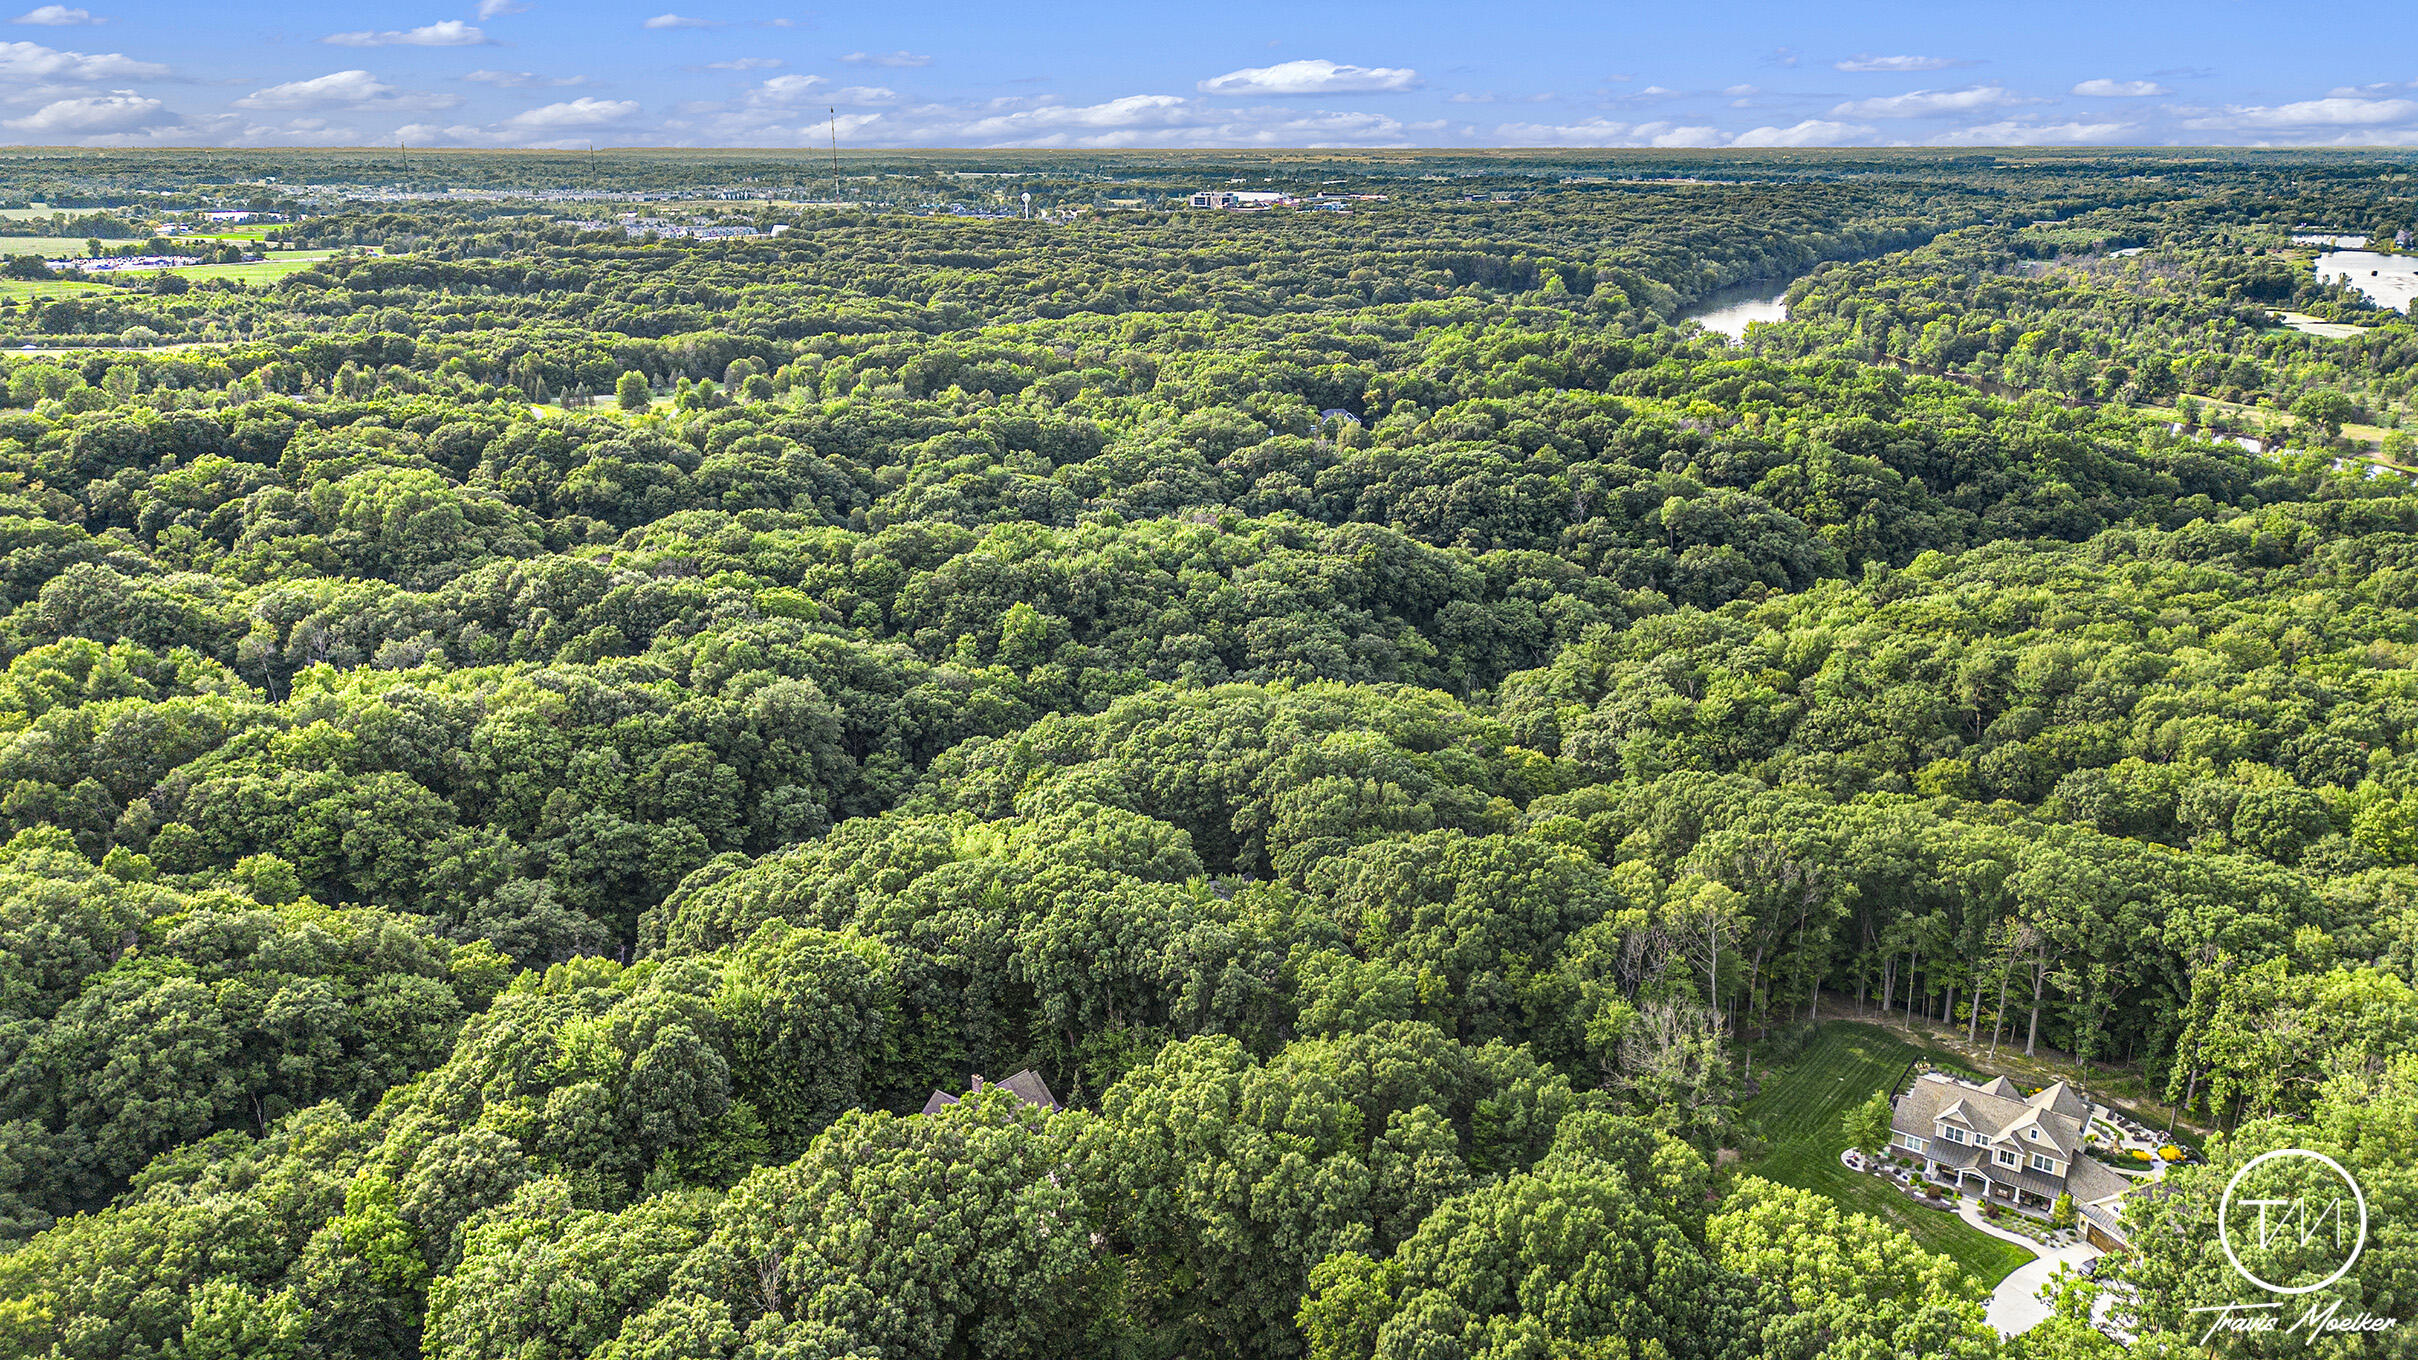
2220,1149,2367,1296
2187,1148,2399,1346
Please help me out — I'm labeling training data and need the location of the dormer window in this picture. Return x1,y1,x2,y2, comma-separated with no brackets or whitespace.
1938,1125,1968,1145
1996,1148,2018,1167
2030,1153,2056,1173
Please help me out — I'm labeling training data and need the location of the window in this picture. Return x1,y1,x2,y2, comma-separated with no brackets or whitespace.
2031,1153,2056,1173
1938,1125,1968,1145
1901,1134,1929,1154
1997,1149,2018,1167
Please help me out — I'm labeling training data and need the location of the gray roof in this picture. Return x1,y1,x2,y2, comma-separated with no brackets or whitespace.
922,1068,1060,1117
2064,1153,2135,1207
2033,1080,2090,1121
1892,1071,2087,1166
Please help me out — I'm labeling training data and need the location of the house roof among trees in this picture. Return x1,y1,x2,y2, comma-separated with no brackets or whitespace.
922,1068,1061,1117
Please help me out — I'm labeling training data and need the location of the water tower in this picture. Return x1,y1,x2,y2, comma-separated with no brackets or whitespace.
1021,191,1032,219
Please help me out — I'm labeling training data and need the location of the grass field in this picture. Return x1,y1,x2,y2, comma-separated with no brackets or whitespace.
168,255,332,284
0,278,112,300
0,236,142,255
1738,1022,2036,1287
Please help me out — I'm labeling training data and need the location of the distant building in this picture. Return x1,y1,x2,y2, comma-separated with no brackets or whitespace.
1891,1071,2142,1250
200,210,283,224
1319,408,1361,425
922,1069,1060,1116
1189,190,1293,210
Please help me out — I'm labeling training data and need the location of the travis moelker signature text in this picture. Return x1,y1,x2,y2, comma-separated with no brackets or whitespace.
2188,1299,2402,1345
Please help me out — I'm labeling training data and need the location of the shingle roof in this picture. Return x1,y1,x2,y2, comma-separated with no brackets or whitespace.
2030,1080,2090,1121
922,1068,1061,1117
997,1068,1060,1112
2065,1154,2136,1207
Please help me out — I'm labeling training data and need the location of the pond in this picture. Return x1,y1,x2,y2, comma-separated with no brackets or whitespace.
2311,248,2418,314
1680,278,1791,340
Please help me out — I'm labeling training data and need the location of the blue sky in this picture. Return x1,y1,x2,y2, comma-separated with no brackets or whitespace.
3,0,2415,149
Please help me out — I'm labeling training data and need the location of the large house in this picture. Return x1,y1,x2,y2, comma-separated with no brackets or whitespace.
1890,1071,2140,1250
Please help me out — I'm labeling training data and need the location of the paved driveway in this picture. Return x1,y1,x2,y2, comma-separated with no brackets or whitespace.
1955,1200,2100,1335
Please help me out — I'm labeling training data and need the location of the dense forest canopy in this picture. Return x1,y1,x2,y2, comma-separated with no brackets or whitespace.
0,146,2415,1360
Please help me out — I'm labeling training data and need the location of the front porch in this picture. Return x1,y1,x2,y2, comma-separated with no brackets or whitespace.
1920,1162,2057,1218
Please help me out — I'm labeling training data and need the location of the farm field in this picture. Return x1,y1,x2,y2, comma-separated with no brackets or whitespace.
1738,1023,2037,1287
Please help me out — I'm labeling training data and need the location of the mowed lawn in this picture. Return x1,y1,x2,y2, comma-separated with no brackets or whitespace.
1738,1022,2035,1287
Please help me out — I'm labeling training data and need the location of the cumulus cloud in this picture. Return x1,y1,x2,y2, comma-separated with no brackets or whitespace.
756,94,1431,149
1494,117,1724,147
2072,78,2169,97
11,5,97,23
1197,58,1416,96
1930,119,2133,145
2183,96,2418,130
463,69,587,88
1733,118,1874,147
1836,54,1973,73
1830,84,2039,118
325,20,489,47
501,96,638,131
5,89,171,133
0,38,161,80
643,13,720,28
723,73,893,110
233,69,457,111
841,50,927,67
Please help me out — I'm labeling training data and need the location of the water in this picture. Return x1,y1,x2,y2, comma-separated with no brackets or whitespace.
1681,279,1790,340
2311,249,2418,314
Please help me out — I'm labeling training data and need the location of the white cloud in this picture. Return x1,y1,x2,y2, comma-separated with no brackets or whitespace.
705,56,781,71
2071,78,2169,97
233,69,457,111
324,20,489,47
643,13,720,28
500,96,638,131
0,38,160,80
1197,58,1416,96
463,69,587,88
1733,118,1874,147
2184,96,2418,130
732,73,893,109
1836,54,1972,73
11,5,97,24
475,0,528,15
1494,117,1723,147
1830,84,2039,118
1931,119,2132,145
841,50,927,67
5,90,170,133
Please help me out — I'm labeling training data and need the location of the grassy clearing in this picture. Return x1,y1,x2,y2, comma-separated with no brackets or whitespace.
0,236,143,255
1738,1021,2036,1288
0,278,112,300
